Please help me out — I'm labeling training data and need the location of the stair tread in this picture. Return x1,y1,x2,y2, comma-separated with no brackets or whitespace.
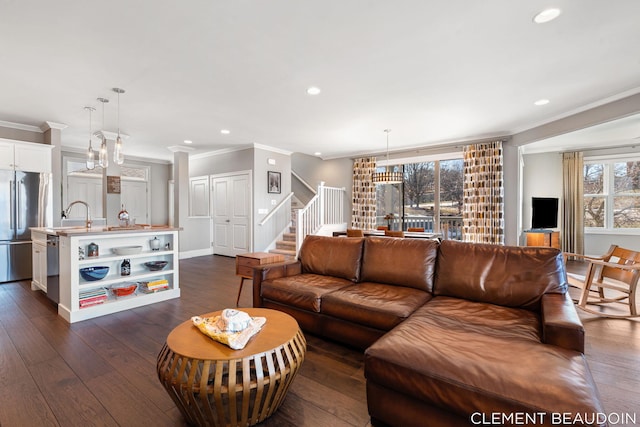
270,248,296,256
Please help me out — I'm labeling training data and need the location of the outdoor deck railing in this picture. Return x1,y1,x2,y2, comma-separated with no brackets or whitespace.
376,215,463,240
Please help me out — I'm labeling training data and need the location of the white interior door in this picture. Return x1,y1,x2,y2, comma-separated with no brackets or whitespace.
212,173,251,256
66,176,103,219
121,180,149,225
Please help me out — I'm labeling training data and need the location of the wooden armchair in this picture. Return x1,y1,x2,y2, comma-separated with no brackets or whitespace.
564,245,640,318
407,227,424,232
384,230,404,238
376,226,389,231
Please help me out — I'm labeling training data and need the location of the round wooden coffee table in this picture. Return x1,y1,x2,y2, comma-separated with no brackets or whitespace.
157,308,306,427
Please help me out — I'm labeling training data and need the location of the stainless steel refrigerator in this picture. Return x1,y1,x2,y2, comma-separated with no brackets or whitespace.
0,170,42,283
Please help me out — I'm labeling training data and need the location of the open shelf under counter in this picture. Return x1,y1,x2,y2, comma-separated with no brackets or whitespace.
78,269,175,289
78,249,174,265
60,287,181,323
58,227,180,323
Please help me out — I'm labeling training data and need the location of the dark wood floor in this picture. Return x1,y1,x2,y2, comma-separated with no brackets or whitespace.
0,256,638,427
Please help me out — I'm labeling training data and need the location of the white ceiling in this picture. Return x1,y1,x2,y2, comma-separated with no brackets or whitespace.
1,1,639,162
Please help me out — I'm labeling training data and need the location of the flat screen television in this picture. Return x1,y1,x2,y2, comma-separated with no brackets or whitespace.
531,197,558,230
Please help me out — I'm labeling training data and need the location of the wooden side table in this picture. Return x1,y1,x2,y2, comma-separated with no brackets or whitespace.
235,252,285,306
156,308,306,427
525,230,560,249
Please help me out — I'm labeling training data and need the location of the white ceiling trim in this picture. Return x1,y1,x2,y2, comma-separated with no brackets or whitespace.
0,120,43,133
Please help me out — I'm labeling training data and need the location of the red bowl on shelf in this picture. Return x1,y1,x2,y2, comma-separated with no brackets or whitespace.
110,283,138,297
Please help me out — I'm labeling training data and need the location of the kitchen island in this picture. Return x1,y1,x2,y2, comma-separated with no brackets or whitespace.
31,226,181,323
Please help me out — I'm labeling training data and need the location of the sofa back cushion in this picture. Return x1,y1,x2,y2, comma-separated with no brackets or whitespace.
434,240,567,310
360,237,438,292
299,235,364,282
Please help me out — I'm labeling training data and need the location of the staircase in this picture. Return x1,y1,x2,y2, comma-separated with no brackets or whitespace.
264,183,346,259
269,209,298,259
269,228,297,258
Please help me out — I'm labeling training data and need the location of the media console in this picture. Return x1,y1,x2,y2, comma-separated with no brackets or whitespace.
524,230,560,250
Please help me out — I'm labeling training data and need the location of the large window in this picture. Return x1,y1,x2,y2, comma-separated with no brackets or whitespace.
376,158,463,238
584,158,640,230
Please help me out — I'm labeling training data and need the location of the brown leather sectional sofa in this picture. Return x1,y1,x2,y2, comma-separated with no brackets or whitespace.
252,235,607,427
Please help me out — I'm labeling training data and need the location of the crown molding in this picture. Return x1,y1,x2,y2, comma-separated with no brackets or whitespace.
41,121,68,131
252,143,292,156
190,144,254,160
0,120,44,133
167,145,195,153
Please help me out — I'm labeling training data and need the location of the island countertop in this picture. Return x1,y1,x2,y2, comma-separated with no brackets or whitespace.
31,225,181,237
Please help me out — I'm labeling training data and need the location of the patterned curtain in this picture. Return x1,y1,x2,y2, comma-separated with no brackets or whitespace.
352,157,377,229
562,152,584,254
462,141,504,244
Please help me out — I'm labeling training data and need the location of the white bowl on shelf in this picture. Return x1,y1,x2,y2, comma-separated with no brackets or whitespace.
112,246,143,255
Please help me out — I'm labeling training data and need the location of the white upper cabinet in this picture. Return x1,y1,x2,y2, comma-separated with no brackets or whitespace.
0,139,52,173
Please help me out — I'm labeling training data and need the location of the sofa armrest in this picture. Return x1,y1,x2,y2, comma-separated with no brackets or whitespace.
541,293,585,353
252,260,302,307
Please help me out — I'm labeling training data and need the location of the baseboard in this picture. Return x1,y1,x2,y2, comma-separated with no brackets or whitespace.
179,247,214,259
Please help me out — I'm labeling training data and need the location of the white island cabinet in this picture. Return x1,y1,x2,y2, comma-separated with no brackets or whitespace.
33,227,181,323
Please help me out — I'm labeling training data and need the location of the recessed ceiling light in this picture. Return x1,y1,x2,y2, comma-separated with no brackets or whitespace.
533,8,561,24
314,152,322,156
306,86,321,95
183,140,193,144
534,99,550,106
220,129,230,135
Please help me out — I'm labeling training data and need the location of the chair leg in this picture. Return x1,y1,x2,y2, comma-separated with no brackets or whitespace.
578,263,597,310
236,277,248,307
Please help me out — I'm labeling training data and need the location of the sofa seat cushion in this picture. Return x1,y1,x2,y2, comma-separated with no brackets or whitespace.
365,297,605,424
322,282,432,330
261,274,353,312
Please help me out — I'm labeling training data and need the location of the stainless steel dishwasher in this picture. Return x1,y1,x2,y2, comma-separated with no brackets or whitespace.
46,235,60,304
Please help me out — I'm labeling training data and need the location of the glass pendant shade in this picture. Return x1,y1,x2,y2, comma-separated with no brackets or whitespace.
84,106,96,170
113,87,125,165
114,135,124,165
86,142,95,170
99,136,109,168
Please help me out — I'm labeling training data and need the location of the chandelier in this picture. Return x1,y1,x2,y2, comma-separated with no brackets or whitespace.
372,129,403,184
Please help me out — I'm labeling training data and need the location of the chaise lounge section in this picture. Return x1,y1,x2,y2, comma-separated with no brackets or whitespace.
252,235,606,426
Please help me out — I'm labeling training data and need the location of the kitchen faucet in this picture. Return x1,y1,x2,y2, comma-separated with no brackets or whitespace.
63,200,92,228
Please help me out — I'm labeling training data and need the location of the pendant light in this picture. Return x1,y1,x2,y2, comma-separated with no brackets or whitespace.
84,106,96,170
113,87,125,165
372,129,403,184
97,97,109,168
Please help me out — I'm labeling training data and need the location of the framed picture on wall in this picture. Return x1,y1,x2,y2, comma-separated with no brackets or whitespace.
268,171,281,194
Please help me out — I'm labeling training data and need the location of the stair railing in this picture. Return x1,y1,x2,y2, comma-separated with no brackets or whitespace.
259,192,294,226
292,170,317,195
296,182,346,252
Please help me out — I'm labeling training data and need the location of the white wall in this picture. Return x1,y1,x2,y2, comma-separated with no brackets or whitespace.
520,152,563,244
253,148,291,251
503,143,520,246
291,153,353,222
